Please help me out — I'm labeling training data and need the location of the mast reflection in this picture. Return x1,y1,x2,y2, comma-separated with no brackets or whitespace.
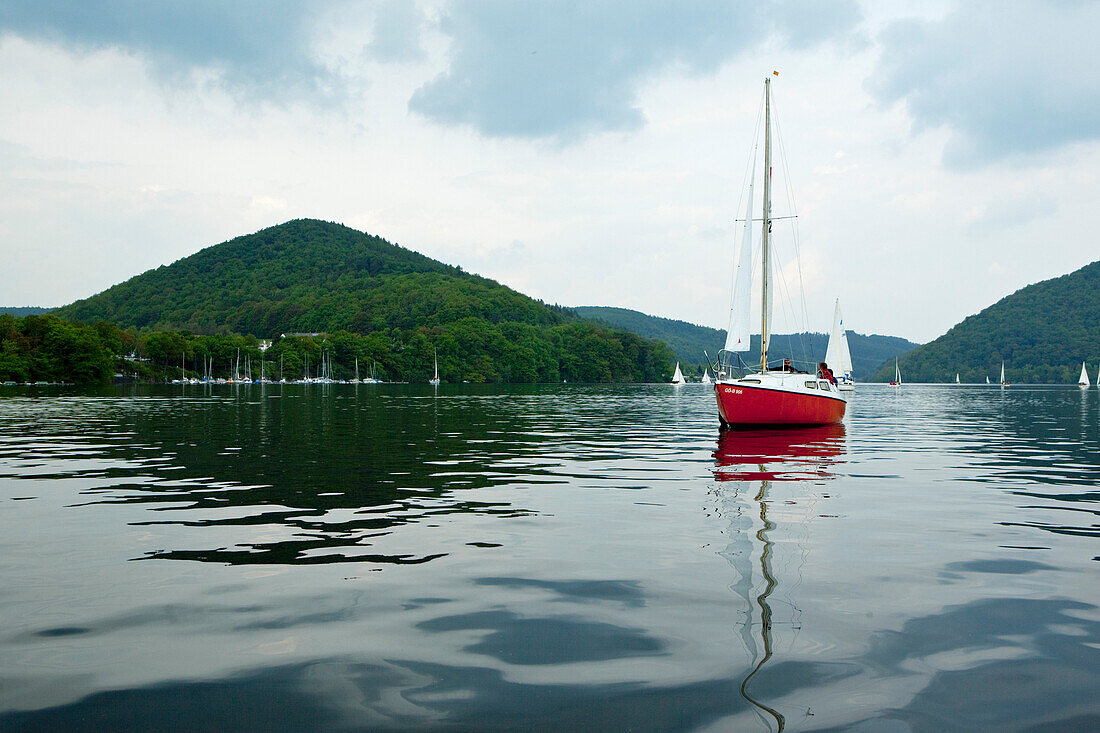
712,425,846,731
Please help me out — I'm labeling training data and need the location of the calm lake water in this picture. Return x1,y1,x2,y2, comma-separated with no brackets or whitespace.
1,383,1097,731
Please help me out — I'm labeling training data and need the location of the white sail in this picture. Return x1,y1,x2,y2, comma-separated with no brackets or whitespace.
838,311,853,378
955,373,960,384
724,156,756,352
671,362,685,384
1079,362,1090,387
894,358,901,384
824,299,853,377
986,376,991,384
701,368,713,384
1000,362,1006,385
1096,365,1100,387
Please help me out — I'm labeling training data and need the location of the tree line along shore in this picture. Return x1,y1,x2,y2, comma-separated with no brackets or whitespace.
0,313,674,386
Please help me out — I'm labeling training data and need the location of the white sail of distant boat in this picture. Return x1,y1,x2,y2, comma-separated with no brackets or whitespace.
1000,361,1007,386
824,298,855,391
955,373,960,384
1096,365,1100,387
671,362,686,385
986,375,991,384
1078,361,1090,388
430,348,440,385
701,368,713,384
890,358,901,385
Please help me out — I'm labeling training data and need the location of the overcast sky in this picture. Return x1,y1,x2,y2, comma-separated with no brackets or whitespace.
1,0,1097,343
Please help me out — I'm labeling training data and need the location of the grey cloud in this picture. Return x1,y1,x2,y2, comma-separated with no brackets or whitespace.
409,0,861,141
0,0,344,104
869,1,1100,168
363,0,425,63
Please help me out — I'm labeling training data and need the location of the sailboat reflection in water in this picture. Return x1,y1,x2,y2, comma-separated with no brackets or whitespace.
711,425,846,731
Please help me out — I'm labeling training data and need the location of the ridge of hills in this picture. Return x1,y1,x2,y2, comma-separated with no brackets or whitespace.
574,306,918,380
49,219,674,383
0,307,50,317
57,219,565,335
870,259,1100,383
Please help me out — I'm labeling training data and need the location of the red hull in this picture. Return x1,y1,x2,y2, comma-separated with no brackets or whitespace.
714,382,845,427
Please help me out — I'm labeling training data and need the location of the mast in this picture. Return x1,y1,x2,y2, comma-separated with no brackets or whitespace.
761,75,773,372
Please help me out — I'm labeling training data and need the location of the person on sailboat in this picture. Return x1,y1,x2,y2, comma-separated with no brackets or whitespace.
782,358,793,372
818,362,837,385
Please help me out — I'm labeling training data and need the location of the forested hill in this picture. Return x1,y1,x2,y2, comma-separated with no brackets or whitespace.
48,219,674,383
57,219,565,334
870,260,1100,383
574,306,918,379
0,307,50,317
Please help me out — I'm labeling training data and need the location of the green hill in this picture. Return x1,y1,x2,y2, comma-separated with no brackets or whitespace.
870,260,1100,383
0,307,50,317
574,306,917,379
51,219,673,383
57,219,563,334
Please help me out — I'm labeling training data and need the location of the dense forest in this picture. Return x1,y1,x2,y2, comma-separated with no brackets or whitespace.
0,313,673,385
56,219,569,334
870,260,1100,383
0,314,118,384
574,306,918,379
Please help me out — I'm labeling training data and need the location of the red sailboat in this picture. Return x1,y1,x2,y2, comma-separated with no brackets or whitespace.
713,74,846,428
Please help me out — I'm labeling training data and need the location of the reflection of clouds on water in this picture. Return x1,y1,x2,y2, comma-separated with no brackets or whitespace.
3,385,1100,729
858,596,1100,731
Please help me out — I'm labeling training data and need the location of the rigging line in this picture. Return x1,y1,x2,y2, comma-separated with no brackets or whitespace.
732,90,767,249
771,92,814,364
757,90,804,366
770,95,807,363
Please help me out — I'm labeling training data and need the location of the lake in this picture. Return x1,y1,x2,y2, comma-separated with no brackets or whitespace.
1,383,1097,731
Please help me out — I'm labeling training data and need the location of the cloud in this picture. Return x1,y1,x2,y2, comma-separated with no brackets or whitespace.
362,0,425,63
963,192,1057,234
409,0,861,141
868,0,1100,167
0,0,344,104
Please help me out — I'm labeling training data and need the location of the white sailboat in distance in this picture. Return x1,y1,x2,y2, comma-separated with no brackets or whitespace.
430,348,440,386
824,298,855,391
701,368,713,385
1078,362,1090,388
1000,361,1008,386
671,362,686,385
